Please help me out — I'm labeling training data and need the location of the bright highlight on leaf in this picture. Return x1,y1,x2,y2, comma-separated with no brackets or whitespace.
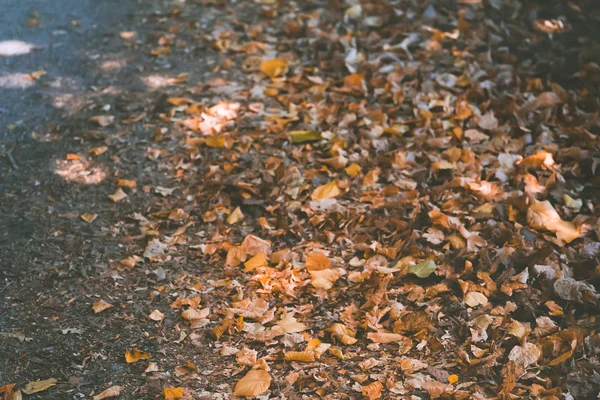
162,387,183,399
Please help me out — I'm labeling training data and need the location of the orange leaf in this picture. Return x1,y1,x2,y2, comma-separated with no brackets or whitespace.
233,369,272,397
261,59,287,78
162,387,183,399
306,251,330,271
125,349,151,363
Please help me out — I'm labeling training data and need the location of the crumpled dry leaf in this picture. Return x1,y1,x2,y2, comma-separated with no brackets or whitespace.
149,310,164,321
143,238,168,260
362,381,383,400
92,299,113,313
22,379,57,395
276,314,307,334
108,188,128,202
90,115,115,127
233,369,271,397
508,342,541,370
93,386,124,400
527,200,580,243
125,349,151,363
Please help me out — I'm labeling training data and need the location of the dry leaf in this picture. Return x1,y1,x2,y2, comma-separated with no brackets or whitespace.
93,386,124,400
125,349,151,363
362,381,383,400
80,213,98,223
527,200,580,243
162,387,183,399
90,115,115,127
311,181,342,200
227,207,245,225
108,188,128,202
306,251,330,271
92,299,113,313
261,59,287,78
464,292,488,307
233,369,271,397
149,310,164,321
22,379,57,395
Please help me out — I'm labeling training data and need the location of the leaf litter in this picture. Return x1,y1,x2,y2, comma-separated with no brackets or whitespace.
3,0,600,398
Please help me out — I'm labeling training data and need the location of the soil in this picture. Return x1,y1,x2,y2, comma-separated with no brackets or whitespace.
0,0,225,398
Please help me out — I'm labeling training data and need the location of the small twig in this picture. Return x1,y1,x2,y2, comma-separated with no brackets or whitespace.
0,280,13,294
6,151,18,170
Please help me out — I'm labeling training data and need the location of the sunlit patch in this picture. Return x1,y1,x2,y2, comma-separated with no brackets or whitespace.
142,74,188,90
53,157,107,184
0,73,35,89
0,40,38,56
101,60,125,71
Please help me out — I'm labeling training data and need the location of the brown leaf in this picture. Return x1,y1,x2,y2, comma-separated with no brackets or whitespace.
362,381,383,400
22,379,57,395
92,299,113,313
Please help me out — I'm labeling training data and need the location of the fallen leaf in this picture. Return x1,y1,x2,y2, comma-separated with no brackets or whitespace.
311,181,342,200
125,349,151,363
289,130,321,143
362,381,383,400
108,188,128,202
149,310,164,321
162,387,183,399
261,59,287,78
90,115,115,127
464,292,488,307
409,260,437,278
22,379,57,395
93,386,124,400
80,213,98,223
92,299,113,313
227,207,245,225
233,369,271,397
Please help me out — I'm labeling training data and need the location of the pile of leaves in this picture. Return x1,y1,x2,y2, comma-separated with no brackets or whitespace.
4,0,600,398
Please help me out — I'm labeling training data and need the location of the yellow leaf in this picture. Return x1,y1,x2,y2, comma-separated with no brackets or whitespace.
289,130,321,143
311,181,342,200
448,374,459,384
93,385,124,400
22,379,57,395
92,299,113,313
80,213,98,223
244,253,268,272
125,349,151,363
345,163,361,177
527,200,580,243
261,59,287,78
233,369,272,397
205,136,226,148
227,207,245,225
162,387,183,399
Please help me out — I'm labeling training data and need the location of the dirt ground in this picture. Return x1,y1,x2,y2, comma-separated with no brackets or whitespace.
1,0,600,399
